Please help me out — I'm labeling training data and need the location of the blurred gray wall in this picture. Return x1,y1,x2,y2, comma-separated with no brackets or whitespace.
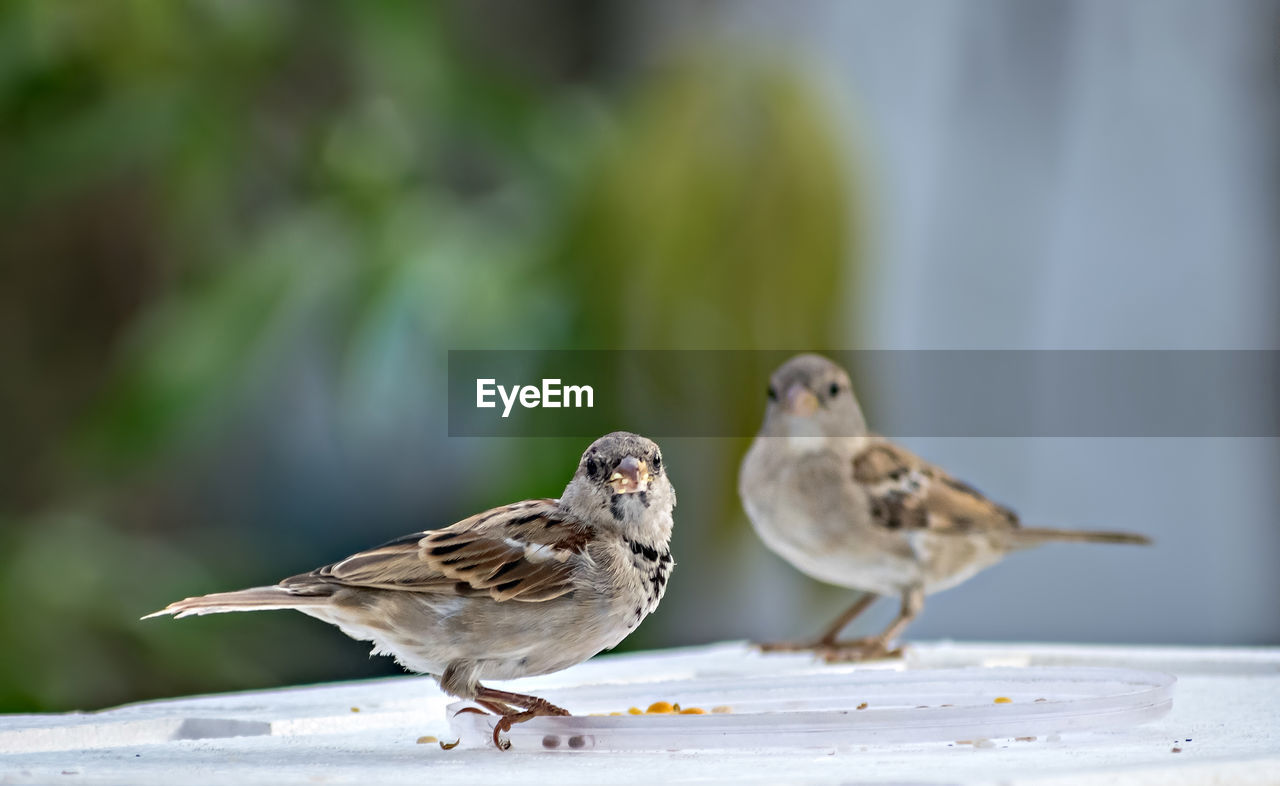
631,0,1280,644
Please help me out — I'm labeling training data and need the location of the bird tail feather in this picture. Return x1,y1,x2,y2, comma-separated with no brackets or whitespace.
141,586,331,620
1009,528,1152,548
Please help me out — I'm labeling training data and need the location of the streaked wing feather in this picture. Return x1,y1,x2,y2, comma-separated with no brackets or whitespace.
851,442,1020,534
286,499,592,603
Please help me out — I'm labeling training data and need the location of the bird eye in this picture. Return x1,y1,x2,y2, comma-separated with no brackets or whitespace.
828,382,840,397
585,456,600,479
767,385,778,402
651,453,662,472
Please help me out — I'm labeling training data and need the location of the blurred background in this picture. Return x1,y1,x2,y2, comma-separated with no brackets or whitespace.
1,0,1276,713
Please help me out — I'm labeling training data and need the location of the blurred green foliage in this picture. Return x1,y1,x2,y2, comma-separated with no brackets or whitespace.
0,0,859,712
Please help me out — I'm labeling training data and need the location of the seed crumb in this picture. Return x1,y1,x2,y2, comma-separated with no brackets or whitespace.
416,735,437,744
711,705,732,714
994,696,1012,704
1171,747,1182,753
856,702,868,710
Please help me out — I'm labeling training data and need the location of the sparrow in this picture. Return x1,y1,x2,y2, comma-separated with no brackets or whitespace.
145,431,676,749
739,354,1150,661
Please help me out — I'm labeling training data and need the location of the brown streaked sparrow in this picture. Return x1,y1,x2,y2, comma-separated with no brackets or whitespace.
146,431,676,749
739,354,1150,661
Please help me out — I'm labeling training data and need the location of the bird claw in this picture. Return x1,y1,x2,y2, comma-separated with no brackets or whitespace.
756,637,902,662
817,639,902,663
488,701,571,750
468,687,572,750
757,639,826,653
453,706,490,717
492,715,517,750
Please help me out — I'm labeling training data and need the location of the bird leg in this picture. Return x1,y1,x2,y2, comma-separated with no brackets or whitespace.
471,685,571,750
817,587,924,663
758,593,877,653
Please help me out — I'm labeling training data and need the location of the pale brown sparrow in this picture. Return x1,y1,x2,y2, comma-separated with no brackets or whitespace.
146,431,676,749
739,354,1150,661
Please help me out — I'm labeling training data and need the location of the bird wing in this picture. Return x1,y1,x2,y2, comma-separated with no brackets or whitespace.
284,499,594,602
850,441,1021,534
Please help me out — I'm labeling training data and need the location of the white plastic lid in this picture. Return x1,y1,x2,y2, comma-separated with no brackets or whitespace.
446,666,1175,751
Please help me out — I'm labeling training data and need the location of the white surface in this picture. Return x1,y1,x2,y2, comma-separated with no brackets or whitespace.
1,641,1278,784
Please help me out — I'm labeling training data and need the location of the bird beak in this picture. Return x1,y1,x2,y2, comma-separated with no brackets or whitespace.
784,384,819,417
609,456,651,494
